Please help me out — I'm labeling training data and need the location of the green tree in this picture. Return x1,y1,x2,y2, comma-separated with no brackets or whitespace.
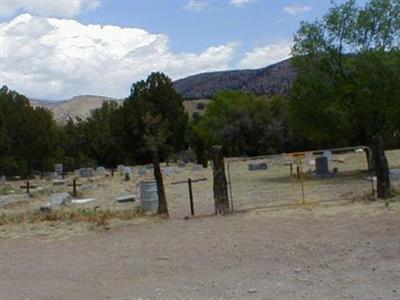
195,91,293,156
124,72,188,216
82,101,125,168
0,86,58,176
291,0,400,149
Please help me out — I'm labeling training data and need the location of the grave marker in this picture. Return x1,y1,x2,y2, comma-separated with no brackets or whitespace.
315,156,333,177
20,181,36,194
248,162,268,171
172,178,207,216
67,178,82,197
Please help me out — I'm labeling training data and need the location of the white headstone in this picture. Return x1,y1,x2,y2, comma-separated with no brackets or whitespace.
323,150,333,161
0,175,6,185
144,163,154,170
50,193,72,207
96,166,106,175
192,164,203,171
123,166,132,176
54,163,63,175
139,168,147,176
162,167,175,176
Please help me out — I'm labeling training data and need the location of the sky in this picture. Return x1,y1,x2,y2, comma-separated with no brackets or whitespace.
0,0,360,100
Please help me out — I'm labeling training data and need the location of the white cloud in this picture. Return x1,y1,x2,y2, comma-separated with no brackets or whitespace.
183,0,208,12
0,14,237,99
283,4,312,16
238,40,293,69
0,0,100,18
230,0,252,7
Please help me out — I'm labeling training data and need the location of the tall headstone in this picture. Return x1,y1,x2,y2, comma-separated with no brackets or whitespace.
315,156,332,177
0,175,6,185
323,150,333,161
54,164,63,176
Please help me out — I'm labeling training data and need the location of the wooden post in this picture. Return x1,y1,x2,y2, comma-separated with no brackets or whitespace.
73,178,77,197
188,178,194,216
152,151,169,216
212,145,230,215
371,135,391,199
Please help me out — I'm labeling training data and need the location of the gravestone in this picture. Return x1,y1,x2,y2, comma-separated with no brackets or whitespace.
96,166,106,175
54,164,63,176
178,161,186,168
0,175,6,185
323,150,333,161
123,167,132,176
315,156,333,177
116,193,136,203
71,198,96,204
75,168,95,177
117,165,125,173
305,152,315,166
192,164,203,171
389,169,400,181
162,167,175,177
53,179,65,186
138,168,148,176
248,162,268,171
0,194,28,207
144,163,154,170
50,193,72,207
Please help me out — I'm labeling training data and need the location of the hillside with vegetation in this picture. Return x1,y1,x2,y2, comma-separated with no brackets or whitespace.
173,58,296,100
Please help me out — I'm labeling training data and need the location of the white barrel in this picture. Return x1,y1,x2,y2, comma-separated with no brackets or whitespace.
140,181,159,212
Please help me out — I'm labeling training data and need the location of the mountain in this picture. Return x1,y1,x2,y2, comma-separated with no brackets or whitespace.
30,95,119,124
173,58,296,99
29,58,296,123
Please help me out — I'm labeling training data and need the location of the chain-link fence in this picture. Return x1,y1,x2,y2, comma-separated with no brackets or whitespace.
225,146,391,211
387,149,400,192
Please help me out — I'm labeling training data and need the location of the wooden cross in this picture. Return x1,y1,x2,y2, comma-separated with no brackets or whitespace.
67,178,82,197
171,177,207,216
20,181,36,194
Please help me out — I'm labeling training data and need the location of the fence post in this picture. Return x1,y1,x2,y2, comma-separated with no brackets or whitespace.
212,145,230,215
371,135,391,199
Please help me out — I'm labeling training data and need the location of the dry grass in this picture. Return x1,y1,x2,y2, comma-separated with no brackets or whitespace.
0,207,141,227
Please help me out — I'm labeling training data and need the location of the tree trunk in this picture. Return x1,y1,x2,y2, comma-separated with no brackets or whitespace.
151,151,169,216
371,135,391,199
212,145,230,214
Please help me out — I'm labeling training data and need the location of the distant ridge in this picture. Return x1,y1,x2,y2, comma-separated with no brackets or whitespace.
173,58,295,99
30,95,119,124
29,58,296,123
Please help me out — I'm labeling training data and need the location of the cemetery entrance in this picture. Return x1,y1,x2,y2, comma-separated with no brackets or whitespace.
225,146,375,212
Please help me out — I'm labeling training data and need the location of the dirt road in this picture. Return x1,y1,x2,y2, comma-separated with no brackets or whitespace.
1,202,400,300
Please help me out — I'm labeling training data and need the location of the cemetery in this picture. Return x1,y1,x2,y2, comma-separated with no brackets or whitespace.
1,0,399,298
1,148,399,232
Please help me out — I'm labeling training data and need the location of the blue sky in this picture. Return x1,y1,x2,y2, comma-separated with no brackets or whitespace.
0,0,363,99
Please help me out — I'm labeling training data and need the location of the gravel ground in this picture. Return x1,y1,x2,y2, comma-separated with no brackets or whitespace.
1,201,400,300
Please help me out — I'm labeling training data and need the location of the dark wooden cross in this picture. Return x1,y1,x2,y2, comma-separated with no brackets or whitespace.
171,177,207,216
67,178,82,197
20,181,36,194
